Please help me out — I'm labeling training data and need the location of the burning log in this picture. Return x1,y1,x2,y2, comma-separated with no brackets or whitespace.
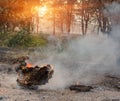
17,64,54,87
13,56,54,87
69,85,93,92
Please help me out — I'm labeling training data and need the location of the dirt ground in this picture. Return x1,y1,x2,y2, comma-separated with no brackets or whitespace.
0,48,120,101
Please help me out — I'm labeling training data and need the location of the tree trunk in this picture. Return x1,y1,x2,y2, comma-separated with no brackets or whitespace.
53,7,56,35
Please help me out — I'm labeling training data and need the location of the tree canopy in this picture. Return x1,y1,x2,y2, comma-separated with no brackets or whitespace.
0,0,119,34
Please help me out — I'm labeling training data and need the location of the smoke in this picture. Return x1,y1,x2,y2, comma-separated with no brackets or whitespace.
30,2,120,89
0,64,17,89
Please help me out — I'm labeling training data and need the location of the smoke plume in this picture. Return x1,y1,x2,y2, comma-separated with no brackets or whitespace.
31,2,120,89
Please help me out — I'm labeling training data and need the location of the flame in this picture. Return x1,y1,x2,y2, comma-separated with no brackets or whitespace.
26,63,33,68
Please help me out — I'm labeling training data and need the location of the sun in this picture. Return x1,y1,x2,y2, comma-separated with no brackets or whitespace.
32,6,48,17
38,6,48,17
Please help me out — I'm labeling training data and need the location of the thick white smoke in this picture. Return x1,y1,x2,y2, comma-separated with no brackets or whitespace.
31,2,120,89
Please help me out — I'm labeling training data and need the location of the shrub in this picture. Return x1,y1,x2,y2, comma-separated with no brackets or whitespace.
7,31,48,48
0,31,14,46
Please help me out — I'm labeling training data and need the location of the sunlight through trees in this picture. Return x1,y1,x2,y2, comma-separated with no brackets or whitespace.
0,0,119,35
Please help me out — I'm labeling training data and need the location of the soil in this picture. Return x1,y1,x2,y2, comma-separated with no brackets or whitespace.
0,48,120,101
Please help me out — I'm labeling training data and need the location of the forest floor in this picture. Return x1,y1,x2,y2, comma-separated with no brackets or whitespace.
0,48,120,101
